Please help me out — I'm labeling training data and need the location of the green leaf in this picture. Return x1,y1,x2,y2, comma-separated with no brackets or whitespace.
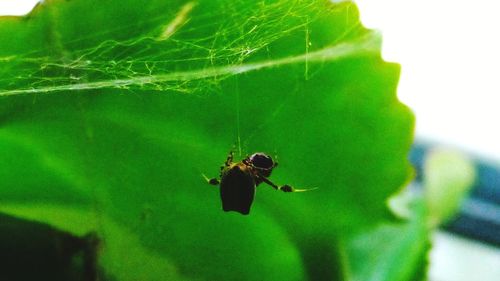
424,149,476,227
344,201,430,281
0,0,419,280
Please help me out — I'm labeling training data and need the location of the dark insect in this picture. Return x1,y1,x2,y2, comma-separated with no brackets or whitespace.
204,151,316,215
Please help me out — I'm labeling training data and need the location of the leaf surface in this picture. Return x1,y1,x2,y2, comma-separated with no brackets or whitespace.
0,0,422,280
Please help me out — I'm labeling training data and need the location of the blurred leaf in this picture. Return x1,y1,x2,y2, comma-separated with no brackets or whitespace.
344,201,430,281
424,149,476,227
0,0,417,280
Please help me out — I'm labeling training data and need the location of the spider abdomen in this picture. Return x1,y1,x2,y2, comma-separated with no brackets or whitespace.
220,163,256,215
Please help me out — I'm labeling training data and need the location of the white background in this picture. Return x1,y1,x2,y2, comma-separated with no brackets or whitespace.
356,0,500,161
0,0,38,16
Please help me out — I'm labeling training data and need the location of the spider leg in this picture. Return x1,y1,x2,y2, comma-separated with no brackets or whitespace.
259,177,283,191
202,174,220,186
224,150,234,167
219,150,235,172
259,177,317,192
281,185,318,192
212,149,236,182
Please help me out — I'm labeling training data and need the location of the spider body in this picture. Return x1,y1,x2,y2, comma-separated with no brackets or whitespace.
220,162,256,215
205,151,311,215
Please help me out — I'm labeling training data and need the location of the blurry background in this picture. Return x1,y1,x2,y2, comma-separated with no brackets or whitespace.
356,1,500,280
356,0,500,160
1,0,499,280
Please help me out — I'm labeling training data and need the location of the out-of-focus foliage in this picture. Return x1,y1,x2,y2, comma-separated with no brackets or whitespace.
424,149,476,227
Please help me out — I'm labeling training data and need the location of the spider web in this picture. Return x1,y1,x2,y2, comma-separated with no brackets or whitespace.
0,0,378,161
0,1,375,97
0,0,380,194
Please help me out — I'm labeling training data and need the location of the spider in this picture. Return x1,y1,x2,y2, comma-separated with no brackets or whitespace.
204,151,316,215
